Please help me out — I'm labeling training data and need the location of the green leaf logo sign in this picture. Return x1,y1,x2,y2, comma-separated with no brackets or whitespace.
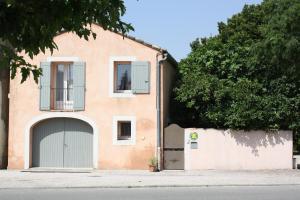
190,132,198,141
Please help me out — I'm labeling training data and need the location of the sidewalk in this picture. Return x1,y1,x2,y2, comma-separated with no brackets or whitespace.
1,169,300,189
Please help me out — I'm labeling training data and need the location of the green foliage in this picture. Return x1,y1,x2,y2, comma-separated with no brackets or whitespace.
174,0,300,150
149,157,158,166
0,0,133,83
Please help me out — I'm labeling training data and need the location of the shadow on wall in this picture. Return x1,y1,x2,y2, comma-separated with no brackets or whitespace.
225,130,291,156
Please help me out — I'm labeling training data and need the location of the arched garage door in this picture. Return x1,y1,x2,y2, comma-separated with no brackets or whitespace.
32,118,93,168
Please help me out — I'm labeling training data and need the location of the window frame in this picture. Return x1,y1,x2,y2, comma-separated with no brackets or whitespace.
113,61,132,93
117,121,132,140
109,56,136,98
50,62,74,110
112,116,136,145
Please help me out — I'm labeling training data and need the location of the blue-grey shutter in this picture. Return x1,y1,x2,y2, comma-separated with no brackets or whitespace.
40,62,51,110
131,61,150,93
73,62,86,111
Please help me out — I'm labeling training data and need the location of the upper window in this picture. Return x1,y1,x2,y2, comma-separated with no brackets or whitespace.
51,62,74,110
40,60,85,111
109,57,150,97
114,61,132,93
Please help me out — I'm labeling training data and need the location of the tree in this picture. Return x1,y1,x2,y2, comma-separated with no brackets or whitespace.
0,0,133,168
174,0,300,151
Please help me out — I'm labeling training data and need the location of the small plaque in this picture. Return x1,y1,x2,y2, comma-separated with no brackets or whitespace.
190,132,198,141
191,142,198,149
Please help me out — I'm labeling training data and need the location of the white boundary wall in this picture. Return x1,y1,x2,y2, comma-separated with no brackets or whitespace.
185,129,293,170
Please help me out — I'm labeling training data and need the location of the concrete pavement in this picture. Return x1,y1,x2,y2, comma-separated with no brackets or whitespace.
0,169,300,189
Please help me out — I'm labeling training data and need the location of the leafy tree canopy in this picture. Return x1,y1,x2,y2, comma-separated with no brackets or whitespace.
0,0,133,82
174,0,300,140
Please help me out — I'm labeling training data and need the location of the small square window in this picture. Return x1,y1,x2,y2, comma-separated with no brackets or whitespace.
117,121,131,140
113,116,136,145
114,61,131,93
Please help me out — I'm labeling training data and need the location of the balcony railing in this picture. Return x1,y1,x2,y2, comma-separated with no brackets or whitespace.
51,88,74,110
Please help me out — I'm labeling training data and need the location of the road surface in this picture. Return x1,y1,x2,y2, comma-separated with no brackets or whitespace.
0,186,299,200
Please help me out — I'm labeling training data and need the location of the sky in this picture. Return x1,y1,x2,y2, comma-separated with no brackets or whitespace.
123,0,263,61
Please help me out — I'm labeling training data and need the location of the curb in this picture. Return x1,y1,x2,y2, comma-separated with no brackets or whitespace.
1,184,300,190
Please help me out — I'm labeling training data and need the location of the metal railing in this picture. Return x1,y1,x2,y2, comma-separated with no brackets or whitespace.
51,88,74,110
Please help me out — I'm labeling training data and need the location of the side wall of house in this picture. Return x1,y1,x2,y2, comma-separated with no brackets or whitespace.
161,61,176,168
8,25,159,169
162,61,176,129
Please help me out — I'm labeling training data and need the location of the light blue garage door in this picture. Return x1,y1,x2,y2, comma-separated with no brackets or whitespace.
32,118,93,168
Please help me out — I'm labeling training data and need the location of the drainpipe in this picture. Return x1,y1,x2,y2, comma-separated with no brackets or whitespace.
156,52,168,171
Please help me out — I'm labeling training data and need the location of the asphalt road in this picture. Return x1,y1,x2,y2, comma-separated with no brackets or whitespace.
0,186,299,200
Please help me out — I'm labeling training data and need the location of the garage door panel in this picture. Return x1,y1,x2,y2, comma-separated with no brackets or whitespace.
32,118,93,168
32,119,64,167
64,119,93,168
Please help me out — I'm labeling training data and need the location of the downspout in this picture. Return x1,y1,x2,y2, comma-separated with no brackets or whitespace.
156,52,168,171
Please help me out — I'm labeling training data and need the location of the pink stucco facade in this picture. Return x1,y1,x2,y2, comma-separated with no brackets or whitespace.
185,128,293,170
8,24,175,169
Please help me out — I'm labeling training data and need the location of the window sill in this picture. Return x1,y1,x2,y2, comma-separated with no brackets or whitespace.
49,109,76,112
110,92,135,98
113,140,135,146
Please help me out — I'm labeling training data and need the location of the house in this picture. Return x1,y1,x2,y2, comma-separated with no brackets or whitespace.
7,24,177,170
